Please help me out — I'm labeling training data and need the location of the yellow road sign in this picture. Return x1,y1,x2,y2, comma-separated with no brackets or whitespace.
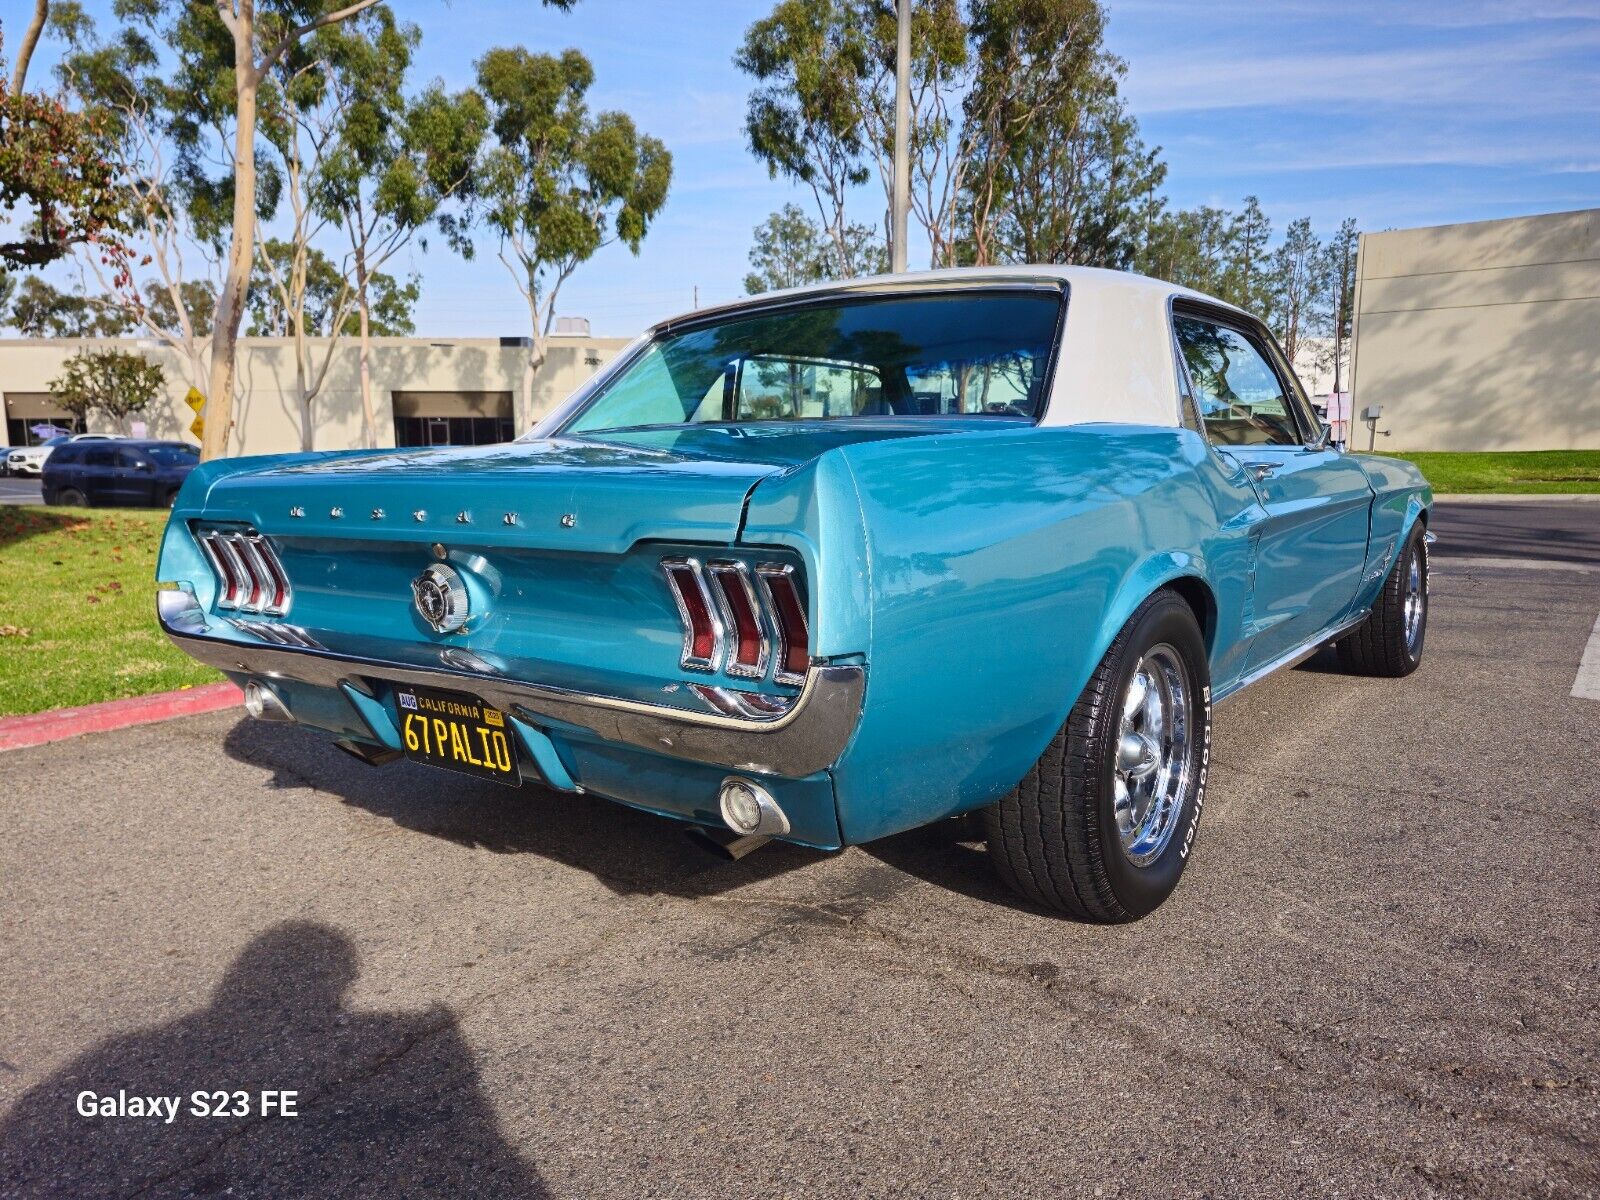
184,387,205,413
189,415,204,438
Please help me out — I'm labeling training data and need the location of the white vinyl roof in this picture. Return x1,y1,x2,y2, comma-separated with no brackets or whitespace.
653,266,1249,430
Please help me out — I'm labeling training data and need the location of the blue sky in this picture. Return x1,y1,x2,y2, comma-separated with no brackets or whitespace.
26,0,1600,337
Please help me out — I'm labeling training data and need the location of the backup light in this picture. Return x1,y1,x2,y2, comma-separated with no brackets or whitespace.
718,776,790,836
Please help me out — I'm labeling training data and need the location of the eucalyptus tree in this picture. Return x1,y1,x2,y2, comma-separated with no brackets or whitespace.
1320,217,1360,391
960,0,1114,266
51,4,221,395
456,46,670,419
735,0,875,276
307,11,486,445
983,52,1164,268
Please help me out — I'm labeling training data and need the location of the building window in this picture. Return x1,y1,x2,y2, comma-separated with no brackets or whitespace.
4,393,83,446
391,391,515,448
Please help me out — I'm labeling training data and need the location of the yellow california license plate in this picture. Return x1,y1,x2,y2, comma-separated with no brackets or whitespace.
396,685,520,786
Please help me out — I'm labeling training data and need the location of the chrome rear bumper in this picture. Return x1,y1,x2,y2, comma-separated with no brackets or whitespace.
158,601,864,778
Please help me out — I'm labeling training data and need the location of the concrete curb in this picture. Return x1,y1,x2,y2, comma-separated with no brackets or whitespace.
1434,493,1600,504
0,682,243,753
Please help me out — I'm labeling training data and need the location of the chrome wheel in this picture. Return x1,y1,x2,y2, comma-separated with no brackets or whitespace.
1114,645,1193,867
1402,549,1425,655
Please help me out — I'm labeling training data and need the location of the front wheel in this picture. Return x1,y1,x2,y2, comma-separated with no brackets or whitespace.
56,487,88,507
984,590,1212,922
1335,524,1428,677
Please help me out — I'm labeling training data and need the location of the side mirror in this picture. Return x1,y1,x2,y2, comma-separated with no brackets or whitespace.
1305,421,1332,451
136,460,154,472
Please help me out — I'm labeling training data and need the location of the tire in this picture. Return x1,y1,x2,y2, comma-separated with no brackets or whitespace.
984,590,1212,922
1335,524,1428,678
164,489,179,509
57,487,89,507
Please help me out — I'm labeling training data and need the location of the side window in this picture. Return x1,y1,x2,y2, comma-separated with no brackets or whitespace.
1173,314,1302,447
115,447,148,468
83,447,116,468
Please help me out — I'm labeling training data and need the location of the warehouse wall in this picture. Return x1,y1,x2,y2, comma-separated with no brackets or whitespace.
1351,208,1600,451
0,334,630,455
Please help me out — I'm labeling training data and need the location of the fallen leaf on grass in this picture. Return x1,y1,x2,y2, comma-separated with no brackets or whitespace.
0,625,31,639
85,595,101,604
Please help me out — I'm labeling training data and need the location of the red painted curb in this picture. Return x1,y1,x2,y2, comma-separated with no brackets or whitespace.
0,681,244,753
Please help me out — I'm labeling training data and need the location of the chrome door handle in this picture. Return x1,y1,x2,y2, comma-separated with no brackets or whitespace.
1243,461,1282,482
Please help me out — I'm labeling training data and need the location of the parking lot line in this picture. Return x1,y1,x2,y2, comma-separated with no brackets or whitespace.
1573,613,1600,701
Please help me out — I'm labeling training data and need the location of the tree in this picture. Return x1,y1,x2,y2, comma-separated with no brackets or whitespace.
1266,216,1325,366
457,46,670,420
1222,195,1272,315
745,204,828,294
48,347,165,433
983,52,1164,268
0,33,129,273
8,275,131,336
736,1,875,277
10,0,50,91
308,13,487,446
1320,217,1359,392
51,4,222,396
960,0,1108,266
852,0,971,267
247,238,413,336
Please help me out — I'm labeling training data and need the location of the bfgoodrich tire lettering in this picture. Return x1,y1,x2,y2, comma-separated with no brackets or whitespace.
984,589,1212,922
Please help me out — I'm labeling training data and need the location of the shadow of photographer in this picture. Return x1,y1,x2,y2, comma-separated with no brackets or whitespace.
0,922,547,1198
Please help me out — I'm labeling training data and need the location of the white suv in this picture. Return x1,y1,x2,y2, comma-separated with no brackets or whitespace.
6,433,123,477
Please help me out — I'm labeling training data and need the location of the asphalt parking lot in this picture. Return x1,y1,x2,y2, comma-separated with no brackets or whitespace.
2,500,1596,1197
0,477,43,505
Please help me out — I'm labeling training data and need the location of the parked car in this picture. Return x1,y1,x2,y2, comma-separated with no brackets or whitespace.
7,432,123,477
155,268,1432,921
43,439,198,507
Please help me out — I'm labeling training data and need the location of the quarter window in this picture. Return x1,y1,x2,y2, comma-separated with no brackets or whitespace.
1173,314,1302,447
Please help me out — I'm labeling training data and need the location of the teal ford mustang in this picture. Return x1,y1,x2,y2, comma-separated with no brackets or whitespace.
157,267,1432,921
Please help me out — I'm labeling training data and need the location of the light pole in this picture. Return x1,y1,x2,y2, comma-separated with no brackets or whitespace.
890,0,911,274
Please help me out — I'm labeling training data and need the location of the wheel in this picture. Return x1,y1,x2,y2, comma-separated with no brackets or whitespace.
984,589,1212,922
1335,524,1428,678
56,487,88,507
164,489,179,508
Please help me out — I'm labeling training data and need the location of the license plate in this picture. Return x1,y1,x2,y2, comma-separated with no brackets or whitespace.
396,685,520,786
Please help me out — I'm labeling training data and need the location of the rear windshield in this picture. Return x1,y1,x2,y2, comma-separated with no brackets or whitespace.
560,290,1063,435
148,445,200,467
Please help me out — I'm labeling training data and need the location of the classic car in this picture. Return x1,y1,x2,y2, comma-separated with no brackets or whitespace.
156,267,1432,921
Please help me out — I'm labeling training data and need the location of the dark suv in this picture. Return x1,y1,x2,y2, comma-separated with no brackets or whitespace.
42,439,199,508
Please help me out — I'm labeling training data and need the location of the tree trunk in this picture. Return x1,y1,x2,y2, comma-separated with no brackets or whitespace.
202,44,259,463
355,247,376,449
10,0,49,92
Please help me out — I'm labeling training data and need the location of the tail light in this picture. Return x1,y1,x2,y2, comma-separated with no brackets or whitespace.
661,557,810,685
755,564,810,686
196,527,292,616
661,558,723,671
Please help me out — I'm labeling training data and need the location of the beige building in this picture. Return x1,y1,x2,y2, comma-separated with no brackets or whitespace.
1,330,630,454
1350,207,1600,451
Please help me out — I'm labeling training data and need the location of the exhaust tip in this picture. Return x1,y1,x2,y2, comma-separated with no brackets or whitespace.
684,825,772,861
243,679,294,723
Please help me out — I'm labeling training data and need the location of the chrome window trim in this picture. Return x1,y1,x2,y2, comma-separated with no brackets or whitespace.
1169,298,1312,450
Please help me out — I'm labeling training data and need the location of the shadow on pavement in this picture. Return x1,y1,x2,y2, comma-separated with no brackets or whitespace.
222,719,827,900
0,922,546,1199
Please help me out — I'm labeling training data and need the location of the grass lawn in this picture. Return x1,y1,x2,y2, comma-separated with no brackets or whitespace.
0,506,222,716
1377,450,1600,494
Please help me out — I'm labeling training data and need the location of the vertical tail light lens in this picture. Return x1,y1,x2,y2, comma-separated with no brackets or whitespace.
755,563,810,685
707,562,769,679
661,558,723,671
